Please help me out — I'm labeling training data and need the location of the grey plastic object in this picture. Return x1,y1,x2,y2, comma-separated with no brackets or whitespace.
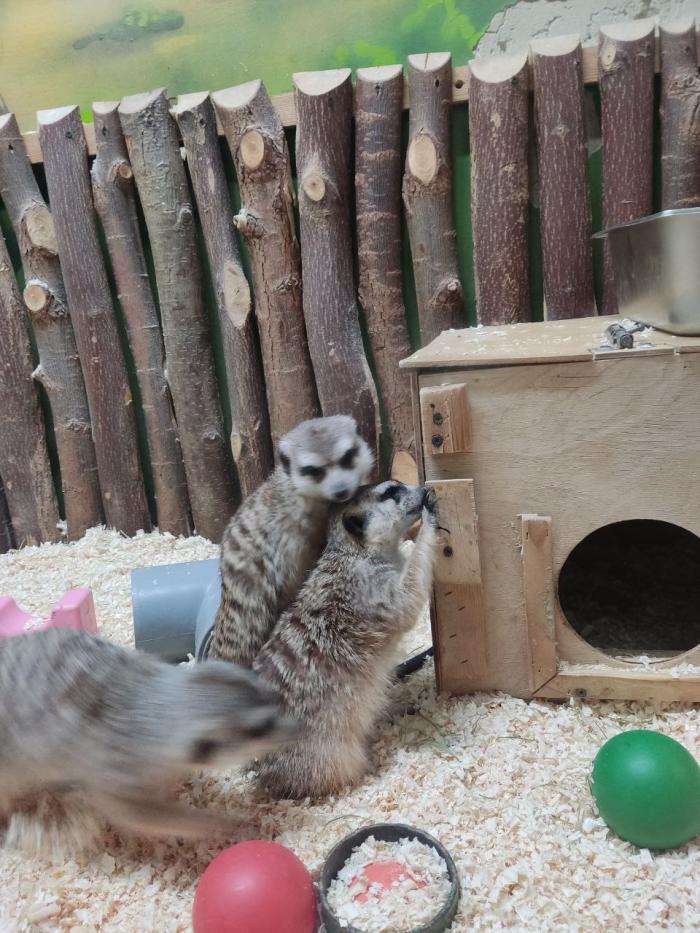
318,822,460,933
131,559,220,662
593,207,700,336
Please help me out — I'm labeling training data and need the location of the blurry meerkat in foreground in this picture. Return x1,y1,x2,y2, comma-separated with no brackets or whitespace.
0,628,297,841
253,481,440,799
209,416,374,667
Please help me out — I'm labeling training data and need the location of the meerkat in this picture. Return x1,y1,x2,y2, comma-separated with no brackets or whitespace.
209,416,374,667
0,628,297,841
252,480,439,800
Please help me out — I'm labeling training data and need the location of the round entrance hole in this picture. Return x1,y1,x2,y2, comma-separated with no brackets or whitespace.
558,520,700,659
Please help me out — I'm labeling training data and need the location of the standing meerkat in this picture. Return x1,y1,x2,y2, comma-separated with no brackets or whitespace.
209,416,374,666
252,480,439,800
0,628,297,841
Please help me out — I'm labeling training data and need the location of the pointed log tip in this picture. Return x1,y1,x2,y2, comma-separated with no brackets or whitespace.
600,18,656,42
37,105,80,127
470,50,529,83
356,64,404,83
530,33,582,58
118,88,168,116
659,17,696,37
92,101,120,117
407,51,452,72
0,112,15,132
211,80,264,111
174,91,210,115
293,69,351,96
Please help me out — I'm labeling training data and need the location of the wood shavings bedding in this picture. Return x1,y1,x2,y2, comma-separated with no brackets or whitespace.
0,528,699,932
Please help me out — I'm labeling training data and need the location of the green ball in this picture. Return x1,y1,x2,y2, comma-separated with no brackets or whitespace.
592,730,700,850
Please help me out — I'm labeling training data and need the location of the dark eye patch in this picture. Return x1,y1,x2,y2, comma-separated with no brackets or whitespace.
379,484,402,502
342,512,366,539
300,465,326,481
190,738,219,764
338,446,358,469
279,452,291,474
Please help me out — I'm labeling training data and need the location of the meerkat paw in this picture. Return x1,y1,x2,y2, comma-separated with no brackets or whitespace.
422,487,439,527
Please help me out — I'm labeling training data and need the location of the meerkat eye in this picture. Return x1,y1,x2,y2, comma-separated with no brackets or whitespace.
342,512,366,539
338,446,358,469
379,484,402,502
300,465,326,481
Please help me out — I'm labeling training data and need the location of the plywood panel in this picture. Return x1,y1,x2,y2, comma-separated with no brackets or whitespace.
421,352,700,696
521,515,558,692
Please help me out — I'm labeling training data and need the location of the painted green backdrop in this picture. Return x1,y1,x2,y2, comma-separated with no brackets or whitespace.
0,0,513,131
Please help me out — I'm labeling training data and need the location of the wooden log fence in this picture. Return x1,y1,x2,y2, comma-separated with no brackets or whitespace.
0,17,694,548
119,89,236,542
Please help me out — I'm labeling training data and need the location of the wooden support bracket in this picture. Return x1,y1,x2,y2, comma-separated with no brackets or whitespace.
420,383,471,455
428,478,487,694
520,514,558,694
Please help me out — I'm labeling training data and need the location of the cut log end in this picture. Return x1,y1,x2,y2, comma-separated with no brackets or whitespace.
599,18,655,43
0,112,15,132
301,172,326,201
529,34,582,57
293,68,351,96
659,17,696,37
174,91,210,114
407,134,438,185
92,100,119,117
407,52,452,73
470,50,530,83
240,130,266,169
118,88,168,116
211,80,264,112
23,282,50,313
356,64,404,84
36,105,80,127
24,205,58,254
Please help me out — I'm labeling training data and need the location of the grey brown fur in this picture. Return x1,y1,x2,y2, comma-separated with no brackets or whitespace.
209,416,373,666
253,481,439,799
0,628,296,840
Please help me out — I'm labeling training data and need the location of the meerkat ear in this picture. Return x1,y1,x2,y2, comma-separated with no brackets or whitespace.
343,512,366,540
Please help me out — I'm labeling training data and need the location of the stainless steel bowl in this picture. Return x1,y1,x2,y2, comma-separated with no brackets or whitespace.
594,207,700,336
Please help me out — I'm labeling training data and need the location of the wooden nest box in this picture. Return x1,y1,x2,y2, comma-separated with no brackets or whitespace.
402,315,700,703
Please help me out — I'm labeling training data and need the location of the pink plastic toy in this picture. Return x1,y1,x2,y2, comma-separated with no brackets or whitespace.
0,588,97,639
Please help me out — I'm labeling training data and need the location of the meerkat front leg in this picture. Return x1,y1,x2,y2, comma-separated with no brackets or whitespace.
395,491,440,625
92,792,235,840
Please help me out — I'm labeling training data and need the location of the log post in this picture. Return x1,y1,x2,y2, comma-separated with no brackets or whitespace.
91,101,191,536
403,53,465,344
531,36,596,320
0,478,15,553
0,112,102,540
599,20,655,313
175,92,272,495
0,226,61,545
119,89,237,541
355,65,416,482
293,70,379,459
469,52,530,326
212,80,319,448
660,18,700,209
38,106,150,536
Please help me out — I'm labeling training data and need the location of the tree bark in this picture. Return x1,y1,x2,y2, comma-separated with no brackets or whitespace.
531,36,596,320
91,101,191,536
212,80,319,449
175,92,272,495
38,105,150,536
0,477,15,553
355,65,416,481
0,226,61,545
599,20,655,314
293,70,379,459
403,53,465,345
660,18,700,210
0,112,102,540
469,52,530,326
119,89,236,542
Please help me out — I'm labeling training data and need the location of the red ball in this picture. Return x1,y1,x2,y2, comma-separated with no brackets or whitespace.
193,840,317,933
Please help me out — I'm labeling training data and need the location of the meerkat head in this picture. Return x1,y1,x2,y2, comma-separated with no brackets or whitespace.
336,481,435,550
162,662,299,771
277,416,374,502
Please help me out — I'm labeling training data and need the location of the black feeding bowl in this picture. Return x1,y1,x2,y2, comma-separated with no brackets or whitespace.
318,822,460,933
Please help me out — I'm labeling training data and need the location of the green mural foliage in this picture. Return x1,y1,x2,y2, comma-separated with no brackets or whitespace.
0,0,510,131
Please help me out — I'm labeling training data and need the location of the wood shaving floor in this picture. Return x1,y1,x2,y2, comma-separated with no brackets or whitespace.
0,528,698,932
